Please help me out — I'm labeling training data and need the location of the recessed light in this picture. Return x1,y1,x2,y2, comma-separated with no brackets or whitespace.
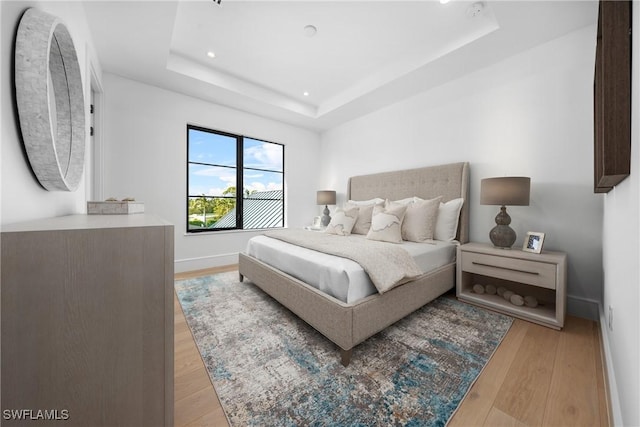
440,0,451,3
207,51,216,58
303,25,317,37
303,91,309,97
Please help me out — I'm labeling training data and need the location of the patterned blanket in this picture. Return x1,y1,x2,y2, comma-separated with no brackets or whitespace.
263,229,423,293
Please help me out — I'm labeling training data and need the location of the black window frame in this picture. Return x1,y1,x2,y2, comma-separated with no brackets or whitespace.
186,124,285,233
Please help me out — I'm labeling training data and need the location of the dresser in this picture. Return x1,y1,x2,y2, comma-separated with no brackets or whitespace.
456,242,567,329
1,214,174,426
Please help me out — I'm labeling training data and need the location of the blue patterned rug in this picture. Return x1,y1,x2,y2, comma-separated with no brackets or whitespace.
175,271,513,426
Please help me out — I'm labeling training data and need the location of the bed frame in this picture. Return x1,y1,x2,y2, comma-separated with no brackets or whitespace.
239,162,469,366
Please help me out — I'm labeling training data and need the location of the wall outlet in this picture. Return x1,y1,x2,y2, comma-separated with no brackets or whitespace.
608,305,614,332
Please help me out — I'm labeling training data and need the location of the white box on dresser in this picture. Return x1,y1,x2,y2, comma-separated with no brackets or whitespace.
456,242,567,329
1,214,174,427
87,200,145,214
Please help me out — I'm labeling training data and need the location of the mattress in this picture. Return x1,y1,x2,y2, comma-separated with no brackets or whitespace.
245,233,457,304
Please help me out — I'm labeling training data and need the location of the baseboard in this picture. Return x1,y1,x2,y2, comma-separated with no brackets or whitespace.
566,294,600,321
175,252,238,273
598,303,623,426
568,295,622,425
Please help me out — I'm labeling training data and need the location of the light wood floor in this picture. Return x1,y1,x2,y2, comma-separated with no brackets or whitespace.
174,266,611,427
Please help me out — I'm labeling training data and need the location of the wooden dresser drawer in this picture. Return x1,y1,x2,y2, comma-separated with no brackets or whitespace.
461,251,557,290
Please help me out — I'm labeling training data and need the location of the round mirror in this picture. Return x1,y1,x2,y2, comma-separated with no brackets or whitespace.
15,8,85,191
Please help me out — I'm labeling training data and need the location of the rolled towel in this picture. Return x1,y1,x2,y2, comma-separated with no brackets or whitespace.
503,290,515,301
473,284,485,294
524,296,539,308
485,285,497,295
497,287,507,297
510,294,524,306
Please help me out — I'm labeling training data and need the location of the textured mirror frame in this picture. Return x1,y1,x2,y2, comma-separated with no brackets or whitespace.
15,8,86,191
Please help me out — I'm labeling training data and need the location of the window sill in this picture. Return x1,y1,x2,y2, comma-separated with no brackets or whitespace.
183,226,285,237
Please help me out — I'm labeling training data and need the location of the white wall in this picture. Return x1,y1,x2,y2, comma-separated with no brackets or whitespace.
600,5,640,426
101,73,321,272
319,25,602,320
0,1,100,225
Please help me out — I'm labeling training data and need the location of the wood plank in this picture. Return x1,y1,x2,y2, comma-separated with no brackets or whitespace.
175,386,225,427
448,320,529,426
175,347,207,377
492,324,559,426
175,332,199,351
174,351,203,375
175,328,197,347
175,318,191,331
543,318,601,426
484,407,529,427
184,406,229,427
595,324,612,427
175,365,215,402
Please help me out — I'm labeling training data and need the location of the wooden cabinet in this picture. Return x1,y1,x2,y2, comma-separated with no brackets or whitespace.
1,214,174,426
457,243,567,330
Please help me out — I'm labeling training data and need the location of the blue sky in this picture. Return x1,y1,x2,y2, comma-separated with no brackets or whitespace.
188,128,283,197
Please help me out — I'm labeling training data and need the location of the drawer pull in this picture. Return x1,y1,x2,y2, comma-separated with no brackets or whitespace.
471,261,540,276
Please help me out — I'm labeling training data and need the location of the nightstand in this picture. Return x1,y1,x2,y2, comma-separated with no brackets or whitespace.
456,242,567,329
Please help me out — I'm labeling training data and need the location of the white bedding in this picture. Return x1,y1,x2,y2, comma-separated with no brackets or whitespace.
245,233,457,304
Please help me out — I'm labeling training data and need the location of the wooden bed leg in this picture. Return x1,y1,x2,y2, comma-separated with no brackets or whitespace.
239,273,244,282
340,348,353,367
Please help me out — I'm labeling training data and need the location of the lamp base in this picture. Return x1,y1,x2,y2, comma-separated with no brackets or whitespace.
489,206,516,248
321,205,331,227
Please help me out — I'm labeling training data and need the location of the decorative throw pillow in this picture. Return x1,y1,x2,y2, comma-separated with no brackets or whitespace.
366,203,408,243
401,196,442,242
325,207,359,236
434,198,464,241
391,196,417,206
345,201,383,235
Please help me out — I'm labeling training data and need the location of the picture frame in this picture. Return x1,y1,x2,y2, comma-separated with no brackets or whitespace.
522,232,545,254
593,1,631,193
312,216,322,228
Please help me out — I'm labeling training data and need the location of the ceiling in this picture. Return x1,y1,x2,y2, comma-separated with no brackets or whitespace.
83,1,598,132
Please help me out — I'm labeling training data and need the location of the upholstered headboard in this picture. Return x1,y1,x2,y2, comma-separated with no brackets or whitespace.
347,162,470,243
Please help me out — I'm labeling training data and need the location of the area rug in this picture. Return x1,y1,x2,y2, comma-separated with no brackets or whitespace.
175,271,513,426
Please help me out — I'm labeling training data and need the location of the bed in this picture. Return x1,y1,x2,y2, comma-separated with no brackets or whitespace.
239,162,470,366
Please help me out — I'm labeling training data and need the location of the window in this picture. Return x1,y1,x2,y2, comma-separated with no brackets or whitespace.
187,125,284,232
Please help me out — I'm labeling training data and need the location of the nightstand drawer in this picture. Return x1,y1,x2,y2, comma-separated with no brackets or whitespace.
461,252,557,290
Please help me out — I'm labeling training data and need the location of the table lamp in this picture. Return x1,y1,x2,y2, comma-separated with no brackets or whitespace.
316,190,336,227
480,177,530,248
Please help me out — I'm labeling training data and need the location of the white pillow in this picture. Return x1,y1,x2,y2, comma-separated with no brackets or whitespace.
325,207,359,236
434,198,464,241
401,197,442,242
366,203,407,243
347,198,385,206
391,196,417,206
